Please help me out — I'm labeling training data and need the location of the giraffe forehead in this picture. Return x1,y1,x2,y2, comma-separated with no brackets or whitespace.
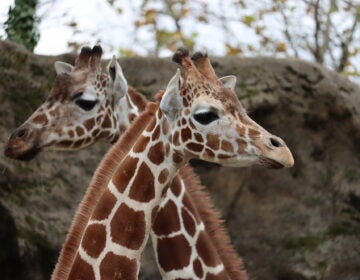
48,69,107,103
183,80,241,115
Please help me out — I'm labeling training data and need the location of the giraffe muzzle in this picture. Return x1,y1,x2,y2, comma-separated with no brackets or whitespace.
4,127,41,161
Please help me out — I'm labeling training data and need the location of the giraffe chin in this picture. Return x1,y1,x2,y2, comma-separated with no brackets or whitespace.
4,144,41,161
259,157,285,169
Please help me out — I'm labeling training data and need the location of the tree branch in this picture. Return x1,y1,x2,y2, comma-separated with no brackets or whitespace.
279,3,299,57
313,0,323,64
337,12,359,72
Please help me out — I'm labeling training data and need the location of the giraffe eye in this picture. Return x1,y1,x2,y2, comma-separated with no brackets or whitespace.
75,99,98,111
193,111,219,125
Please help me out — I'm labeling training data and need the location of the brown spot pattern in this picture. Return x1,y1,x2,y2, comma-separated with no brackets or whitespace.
102,114,112,128
76,126,85,136
92,128,100,137
153,200,180,235
84,118,95,130
196,232,221,267
181,127,192,142
112,156,139,193
248,128,260,137
189,120,196,129
186,142,203,153
173,153,184,164
161,121,169,135
182,208,196,236
152,126,160,141
237,138,247,152
92,190,117,221
194,133,203,142
205,148,215,157
173,131,180,146
158,168,169,184
68,254,95,280
205,270,228,280
98,130,111,139
110,204,145,250
157,235,191,272
32,114,48,125
81,224,106,258
129,162,155,202
151,205,159,224
206,134,220,150
221,140,234,153
132,135,150,154
170,176,182,197
148,142,165,165
100,253,138,280
193,259,204,278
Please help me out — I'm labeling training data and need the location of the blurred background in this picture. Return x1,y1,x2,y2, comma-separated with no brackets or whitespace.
1,1,360,280
0,0,359,80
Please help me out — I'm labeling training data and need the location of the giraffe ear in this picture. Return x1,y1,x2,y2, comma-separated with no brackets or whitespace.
107,55,128,101
54,61,74,74
219,75,237,91
160,69,183,121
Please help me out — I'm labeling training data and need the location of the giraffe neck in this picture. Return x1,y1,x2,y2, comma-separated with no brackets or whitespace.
52,95,247,280
67,104,184,279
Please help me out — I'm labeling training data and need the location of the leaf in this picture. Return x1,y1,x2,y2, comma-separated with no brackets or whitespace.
197,15,208,23
242,15,255,26
276,42,287,52
226,43,242,55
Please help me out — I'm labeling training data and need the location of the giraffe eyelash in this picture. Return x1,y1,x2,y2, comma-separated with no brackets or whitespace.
75,99,98,111
70,92,83,100
193,111,219,125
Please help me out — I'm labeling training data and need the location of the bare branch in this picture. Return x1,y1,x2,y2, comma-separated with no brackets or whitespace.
337,12,358,72
313,0,323,64
321,0,336,57
278,3,299,57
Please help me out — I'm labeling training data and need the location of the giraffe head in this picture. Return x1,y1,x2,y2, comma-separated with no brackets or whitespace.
4,45,128,160
160,48,294,168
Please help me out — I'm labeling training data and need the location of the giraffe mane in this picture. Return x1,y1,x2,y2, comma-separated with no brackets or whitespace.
179,166,248,280
128,86,147,112
51,102,158,280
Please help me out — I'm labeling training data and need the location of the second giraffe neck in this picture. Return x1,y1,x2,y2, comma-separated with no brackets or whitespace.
67,104,185,279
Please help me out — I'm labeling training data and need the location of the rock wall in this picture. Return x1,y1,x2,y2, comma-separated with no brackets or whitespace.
1,40,360,279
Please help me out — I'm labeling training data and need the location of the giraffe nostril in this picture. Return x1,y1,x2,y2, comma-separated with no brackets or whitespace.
12,128,29,139
270,137,283,148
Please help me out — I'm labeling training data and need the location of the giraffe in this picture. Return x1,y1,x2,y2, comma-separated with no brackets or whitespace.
5,46,248,279
51,47,294,279
4,45,145,160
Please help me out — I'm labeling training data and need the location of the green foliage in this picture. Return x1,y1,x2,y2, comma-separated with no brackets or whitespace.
4,0,40,51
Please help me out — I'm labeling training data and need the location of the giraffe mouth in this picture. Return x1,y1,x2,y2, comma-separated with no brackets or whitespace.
4,141,41,161
259,157,285,169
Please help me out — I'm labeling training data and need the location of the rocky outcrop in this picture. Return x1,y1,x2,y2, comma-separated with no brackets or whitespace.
1,40,360,279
